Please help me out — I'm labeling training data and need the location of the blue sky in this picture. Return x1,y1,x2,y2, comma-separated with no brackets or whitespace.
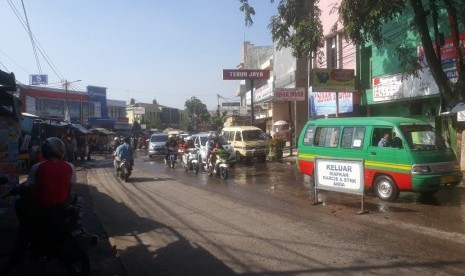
0,0,278,110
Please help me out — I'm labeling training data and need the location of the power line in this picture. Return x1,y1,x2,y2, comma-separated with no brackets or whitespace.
20,0,42,73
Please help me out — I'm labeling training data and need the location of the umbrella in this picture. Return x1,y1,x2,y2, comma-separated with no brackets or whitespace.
273,120,288,126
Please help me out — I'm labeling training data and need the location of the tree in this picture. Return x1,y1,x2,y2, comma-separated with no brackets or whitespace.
209,110,228,133
239,0,465,109
130,98,136,105
339,0,464,109
152,99,158,105
184,96,210,132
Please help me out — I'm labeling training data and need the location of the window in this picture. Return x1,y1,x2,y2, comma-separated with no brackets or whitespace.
302,125,316,146
223,131,232,141
314,127,340,148
235,131,242,142
341,127,365,149
372,127,393,147
327,35,338,68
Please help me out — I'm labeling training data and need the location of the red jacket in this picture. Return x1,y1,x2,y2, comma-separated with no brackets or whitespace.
28,159,76,208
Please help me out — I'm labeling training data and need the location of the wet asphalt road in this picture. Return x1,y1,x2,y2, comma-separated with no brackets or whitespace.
87,151,465,275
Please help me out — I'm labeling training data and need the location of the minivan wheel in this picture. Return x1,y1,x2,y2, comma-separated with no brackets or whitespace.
374,175,399,202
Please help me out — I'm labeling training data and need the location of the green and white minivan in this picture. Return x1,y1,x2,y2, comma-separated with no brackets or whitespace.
296,117,462,201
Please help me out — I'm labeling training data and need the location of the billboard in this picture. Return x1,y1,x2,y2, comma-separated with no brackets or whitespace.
30,74,48,85
313,69,355,91
87,85,108,118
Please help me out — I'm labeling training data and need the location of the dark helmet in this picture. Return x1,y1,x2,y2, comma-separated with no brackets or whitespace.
42,137,65,159
124,137,131,144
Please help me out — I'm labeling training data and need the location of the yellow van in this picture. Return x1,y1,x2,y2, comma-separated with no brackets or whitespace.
221,126,269,163
296,117,462,201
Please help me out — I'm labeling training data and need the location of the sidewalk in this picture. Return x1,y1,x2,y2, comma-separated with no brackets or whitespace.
281,146,297,165
0,158,126,276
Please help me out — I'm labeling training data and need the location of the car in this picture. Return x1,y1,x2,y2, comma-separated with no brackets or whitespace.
191,132,236,166
148,133,168,158
221,126,269,163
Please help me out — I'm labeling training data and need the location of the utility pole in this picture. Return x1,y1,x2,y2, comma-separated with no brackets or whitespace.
63,79,81,123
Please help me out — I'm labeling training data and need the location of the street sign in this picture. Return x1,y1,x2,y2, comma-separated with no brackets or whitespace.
222,69,270,80
274,87,306,101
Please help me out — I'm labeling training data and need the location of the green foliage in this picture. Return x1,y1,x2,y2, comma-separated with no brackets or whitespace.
339,0,406,46
269,137,286,149
184,97,210,132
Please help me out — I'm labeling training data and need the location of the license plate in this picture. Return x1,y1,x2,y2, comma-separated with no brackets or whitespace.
440,175,455,184
71,226,87,240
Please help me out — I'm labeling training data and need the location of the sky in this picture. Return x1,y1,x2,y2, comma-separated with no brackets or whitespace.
0,0,278,110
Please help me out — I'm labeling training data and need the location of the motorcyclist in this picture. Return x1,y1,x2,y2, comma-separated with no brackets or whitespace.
112,136,121,151
114,137,134,173
6,137,76,269
206,133,218,163
165,134,178,164
185,136,195,150
209,141,222,168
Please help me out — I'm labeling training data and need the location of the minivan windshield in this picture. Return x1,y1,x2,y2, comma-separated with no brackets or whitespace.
242,130,266,141
151,134,168,143
400,125,447,151
200,135,229,146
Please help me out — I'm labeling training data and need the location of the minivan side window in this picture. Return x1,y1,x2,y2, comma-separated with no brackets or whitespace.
302,125,315,146
223,131,231,142
314,127,340,148
341,127,365,149
235,131,242,142
373,127,393,147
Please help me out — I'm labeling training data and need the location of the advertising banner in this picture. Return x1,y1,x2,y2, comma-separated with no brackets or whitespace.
134,107,146,115
372,69,439,102
313,69,355,91
30,74,48,85
254,83,273,102
87,85,107,118
309,91,353,116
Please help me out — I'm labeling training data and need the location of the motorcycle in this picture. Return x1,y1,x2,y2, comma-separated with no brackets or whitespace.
118,159,132,182
166,147,177,169
2,181,98,276
182,147,198,172
206,150,229,180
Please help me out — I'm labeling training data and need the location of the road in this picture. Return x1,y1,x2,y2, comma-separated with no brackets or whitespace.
87,151,465,275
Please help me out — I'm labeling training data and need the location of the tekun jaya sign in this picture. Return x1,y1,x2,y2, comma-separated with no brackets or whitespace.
223,69,270,80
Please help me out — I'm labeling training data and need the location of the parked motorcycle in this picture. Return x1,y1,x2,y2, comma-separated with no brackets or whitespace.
2,181,98,276
206,150,229,180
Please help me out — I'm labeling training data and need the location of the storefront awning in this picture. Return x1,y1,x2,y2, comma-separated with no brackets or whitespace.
91,128,115,135
71,123,91,134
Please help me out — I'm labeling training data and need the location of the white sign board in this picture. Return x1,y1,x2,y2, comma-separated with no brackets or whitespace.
134,107,146,115
315,158,364,195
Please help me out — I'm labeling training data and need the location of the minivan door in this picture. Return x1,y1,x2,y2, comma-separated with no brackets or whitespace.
366,127,411,188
